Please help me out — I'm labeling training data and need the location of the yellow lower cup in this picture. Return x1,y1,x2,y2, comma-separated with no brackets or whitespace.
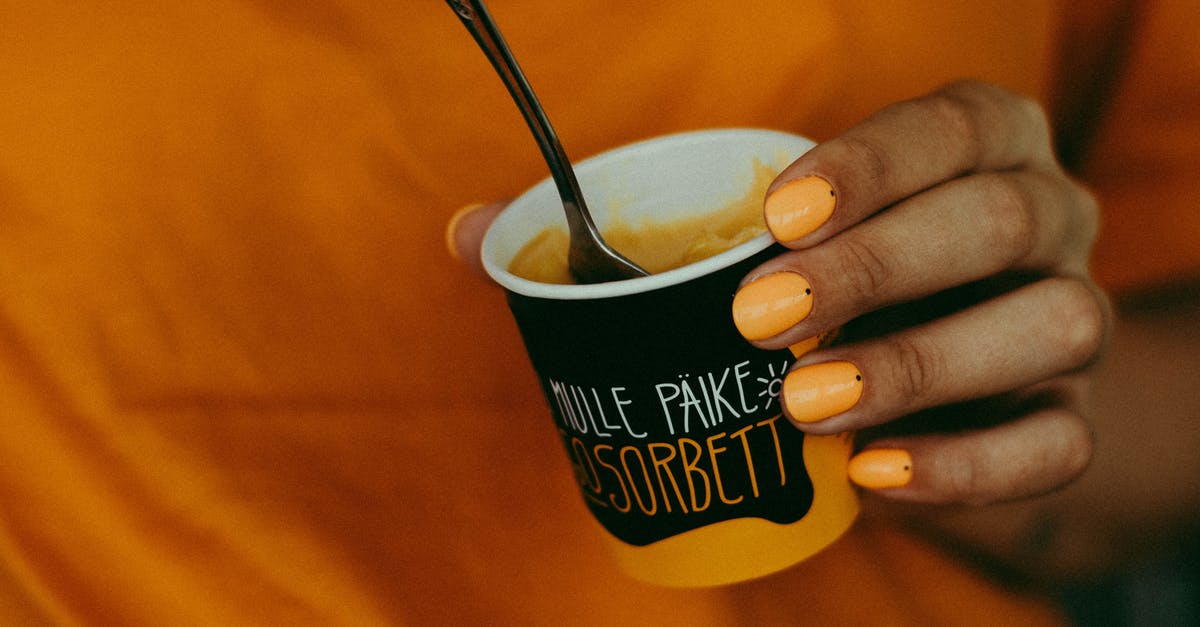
611,355,857,586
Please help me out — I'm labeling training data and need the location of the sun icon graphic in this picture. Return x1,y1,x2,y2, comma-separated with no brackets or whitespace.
756,361,790,410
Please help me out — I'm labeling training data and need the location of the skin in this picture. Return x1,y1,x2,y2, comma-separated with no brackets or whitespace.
747,80,1106,506
449,81,1199,584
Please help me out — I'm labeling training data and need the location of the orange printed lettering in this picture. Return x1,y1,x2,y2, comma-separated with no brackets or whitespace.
679,437,711,512
594,444,631,513
648,442,689,514
620,446,658,516
707,432,743,505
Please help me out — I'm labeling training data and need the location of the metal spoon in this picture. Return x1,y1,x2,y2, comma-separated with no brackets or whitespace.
447,0,649,284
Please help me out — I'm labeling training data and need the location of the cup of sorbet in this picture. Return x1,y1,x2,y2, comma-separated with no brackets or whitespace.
482,129,858,587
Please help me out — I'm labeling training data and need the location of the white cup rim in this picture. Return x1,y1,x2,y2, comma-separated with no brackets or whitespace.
482,128,813,300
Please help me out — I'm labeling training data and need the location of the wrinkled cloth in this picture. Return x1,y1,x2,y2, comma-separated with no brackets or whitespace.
0,1,1196,624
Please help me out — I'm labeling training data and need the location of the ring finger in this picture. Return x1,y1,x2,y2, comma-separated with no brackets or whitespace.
777,276,1106,434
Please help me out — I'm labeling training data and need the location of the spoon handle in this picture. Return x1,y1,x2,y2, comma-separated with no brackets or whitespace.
447,3,571,191
447,0,647,281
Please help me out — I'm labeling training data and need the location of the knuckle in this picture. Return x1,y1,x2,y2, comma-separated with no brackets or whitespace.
1047,179,1102,272
937,446,986,505
1020,97,1054,150
1044,278,1109,369
836,134,890,191
936,81,1055,167
923,91,982,166
975,174,1038,263
945,80,1048,132
886,334,946,406
1005,88,1052,137
835,236,893,302
1058,183,1102,271
1056,413,1095,483
1007,93,1057,167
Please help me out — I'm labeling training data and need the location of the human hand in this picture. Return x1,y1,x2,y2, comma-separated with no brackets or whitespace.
732,80,1108,506
447,80,1109,510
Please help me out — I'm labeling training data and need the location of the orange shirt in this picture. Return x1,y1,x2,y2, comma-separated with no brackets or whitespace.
0,1,1195,624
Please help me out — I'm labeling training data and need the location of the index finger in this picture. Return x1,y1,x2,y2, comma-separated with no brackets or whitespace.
766,80,1059,247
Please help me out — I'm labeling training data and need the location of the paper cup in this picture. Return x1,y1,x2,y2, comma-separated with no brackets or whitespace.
483,129,858,587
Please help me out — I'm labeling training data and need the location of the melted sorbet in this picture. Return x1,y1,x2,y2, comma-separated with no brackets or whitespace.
508,161,778,283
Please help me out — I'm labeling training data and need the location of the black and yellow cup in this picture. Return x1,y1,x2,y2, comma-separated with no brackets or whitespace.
482,129,858,587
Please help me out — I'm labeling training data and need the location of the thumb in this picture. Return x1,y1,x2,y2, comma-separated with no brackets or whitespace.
445,201,507,280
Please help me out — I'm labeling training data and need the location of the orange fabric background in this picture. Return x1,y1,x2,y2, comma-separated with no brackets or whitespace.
0,1,1195,624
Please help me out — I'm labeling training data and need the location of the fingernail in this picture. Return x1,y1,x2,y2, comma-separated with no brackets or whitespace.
445,203,485,261
782,361,862,423
788,335,821,358
764,176,836,242
732,272,814,341
789,328,841,358
848,449,913,489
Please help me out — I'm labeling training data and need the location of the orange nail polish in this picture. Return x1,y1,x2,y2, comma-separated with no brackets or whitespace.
732,272,814,341
789,328,842,358
764,176,836,242
783,361,862,423
445,203,485,261
788,336,821,358
848,449,913,489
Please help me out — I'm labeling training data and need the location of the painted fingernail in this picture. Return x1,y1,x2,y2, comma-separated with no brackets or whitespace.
732,272,814,341
782,361,863,423
445,203,485,261
764,176,836,242
848,449,913,489
789,328,841,357
788,336,822,358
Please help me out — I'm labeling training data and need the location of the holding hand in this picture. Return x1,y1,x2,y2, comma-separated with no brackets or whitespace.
448,80,1110,510
734,81,1108,506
